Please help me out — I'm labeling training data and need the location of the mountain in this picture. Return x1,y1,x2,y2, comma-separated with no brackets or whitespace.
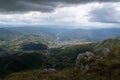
61,28,120,41
1,27,120,50
0,37,120,78
6,27,120,42
5,27,70,41
52,37,120,64
0,28,52,51
0,28,21,41
92,37,120,52
0,27,120,79
2,44,120,80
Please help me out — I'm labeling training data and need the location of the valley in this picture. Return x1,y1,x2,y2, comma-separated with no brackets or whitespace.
0,0,120,80
0,27,120,80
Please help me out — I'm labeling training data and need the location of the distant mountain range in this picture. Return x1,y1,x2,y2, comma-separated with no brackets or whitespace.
0,27,120,53
0,28,52,51
4,27,120,42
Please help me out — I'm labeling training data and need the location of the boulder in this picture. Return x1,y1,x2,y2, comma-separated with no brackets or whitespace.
102,48,110,55
75,51,95,70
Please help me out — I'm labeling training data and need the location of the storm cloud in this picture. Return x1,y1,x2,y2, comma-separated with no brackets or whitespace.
0,1,120,28
0,0,120,13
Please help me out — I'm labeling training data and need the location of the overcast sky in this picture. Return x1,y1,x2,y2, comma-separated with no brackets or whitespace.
0,0,120,28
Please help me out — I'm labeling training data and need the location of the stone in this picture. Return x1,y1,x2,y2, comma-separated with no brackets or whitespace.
75,51,95,70
102,48,110,55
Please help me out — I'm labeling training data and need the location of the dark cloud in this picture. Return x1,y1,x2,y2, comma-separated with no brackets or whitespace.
0,0,119,13
0,0,58,13
89,5,120,23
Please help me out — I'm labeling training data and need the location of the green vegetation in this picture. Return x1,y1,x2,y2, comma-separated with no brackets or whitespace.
21,42,48,51
6,27,120,42
2,46,120,80
0,28,120,80
92,37,120,53
0,37,119,80
0,28,52,51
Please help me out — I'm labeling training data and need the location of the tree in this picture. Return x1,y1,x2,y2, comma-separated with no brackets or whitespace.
21,42,48,51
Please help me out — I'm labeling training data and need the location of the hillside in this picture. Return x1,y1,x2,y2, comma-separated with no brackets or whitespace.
1,27,120,50
6,27,120,42
0,28,52,51
0,27,120,79
92,37,120,52
0,37,120,78
2,46,120,80
57,37,120,63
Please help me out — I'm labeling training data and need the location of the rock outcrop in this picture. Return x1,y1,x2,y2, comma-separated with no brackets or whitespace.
75,48,110,70
75,51,95,70
102,48,110,56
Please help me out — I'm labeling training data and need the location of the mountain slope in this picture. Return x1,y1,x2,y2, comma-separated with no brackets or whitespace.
0,28,52,51
0,37,120,78
0,28,21,41
3,46,120,80
92,37,120,52
6,27,120,42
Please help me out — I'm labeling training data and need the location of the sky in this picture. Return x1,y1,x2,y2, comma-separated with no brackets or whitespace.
0,0,120,29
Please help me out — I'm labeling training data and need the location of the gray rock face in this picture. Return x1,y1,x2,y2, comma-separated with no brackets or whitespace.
102,48,110,55
75,51,95,70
